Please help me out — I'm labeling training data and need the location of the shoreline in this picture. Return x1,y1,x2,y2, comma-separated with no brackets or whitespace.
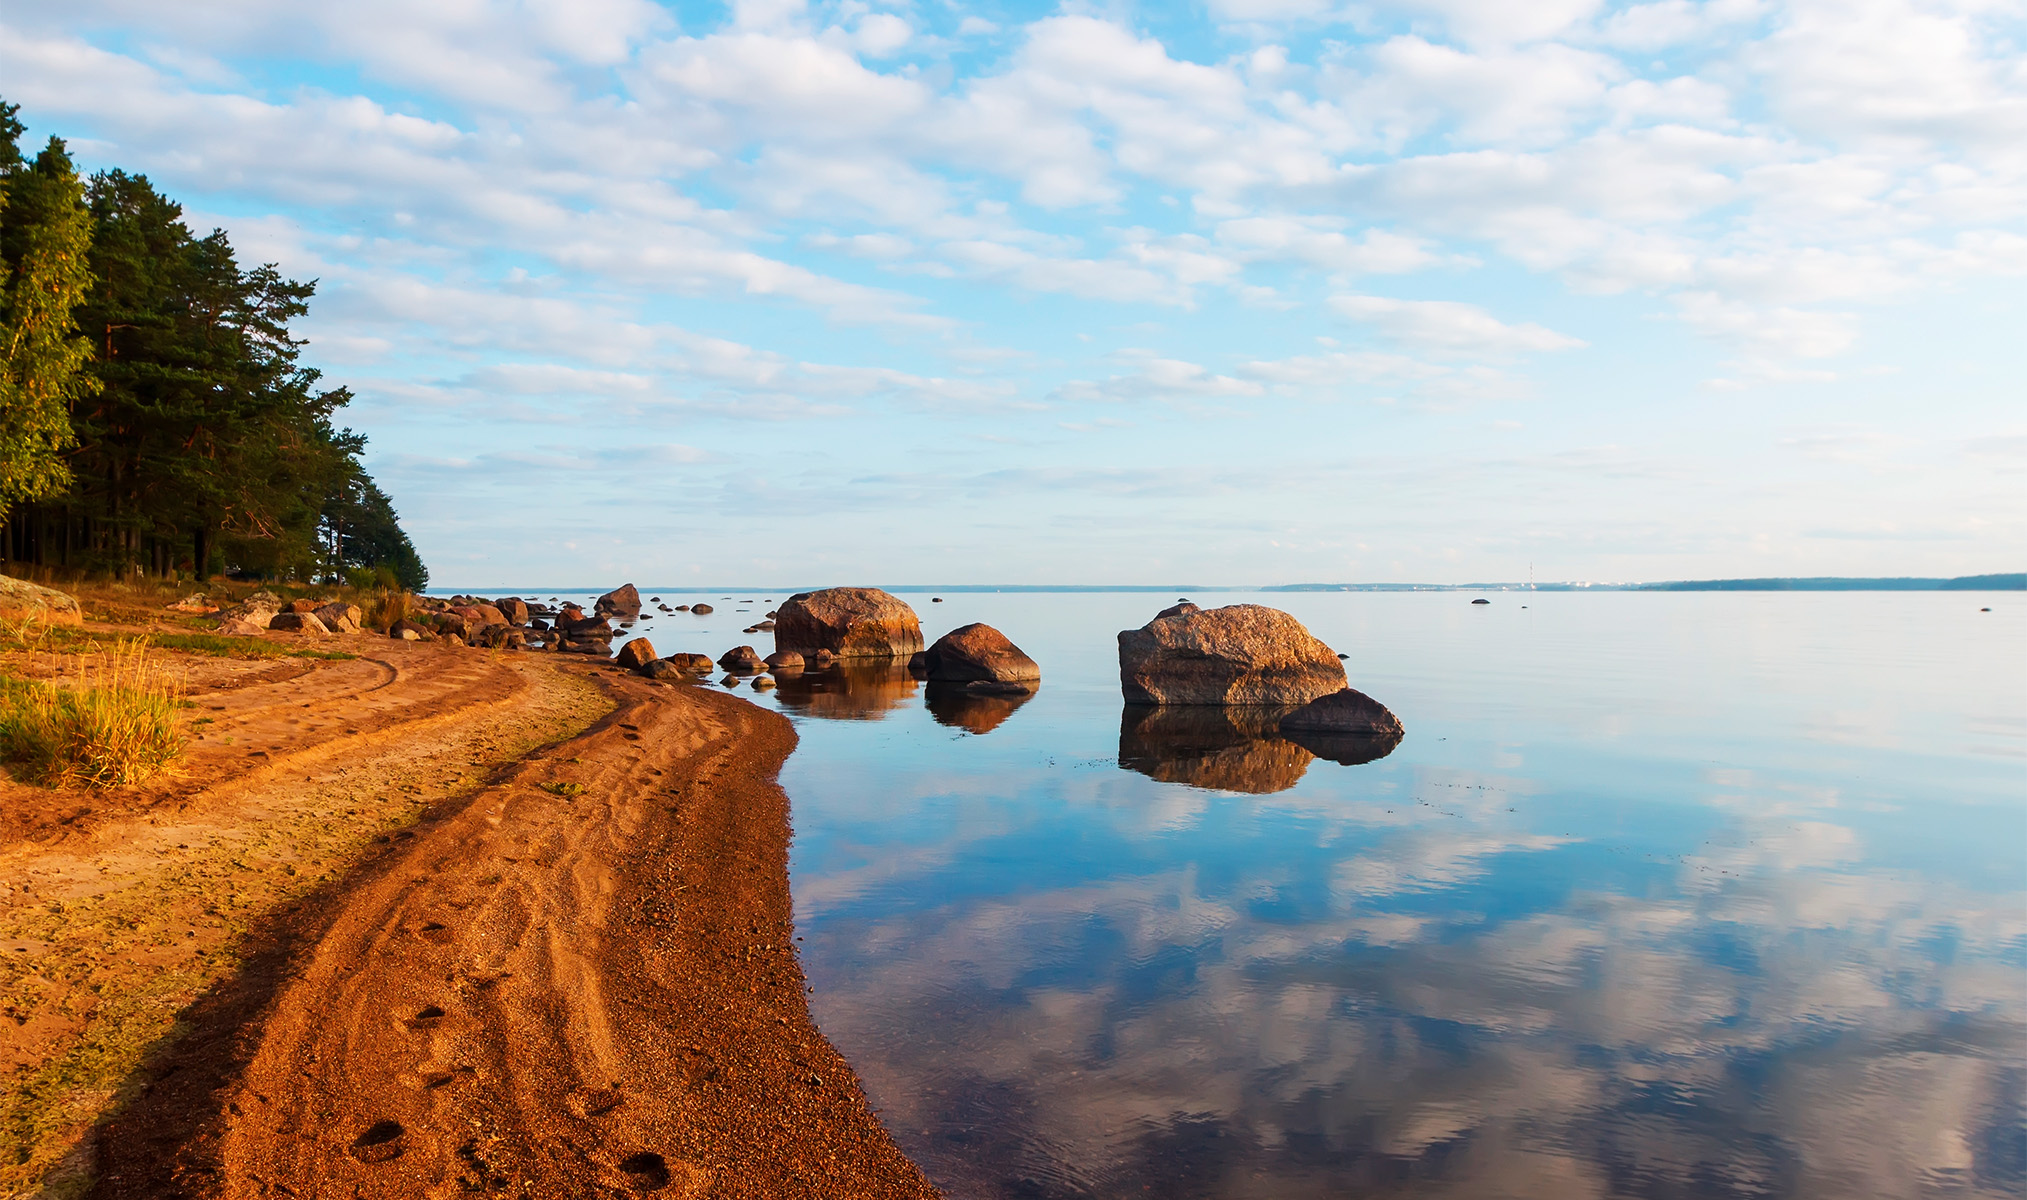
0,627,937,1198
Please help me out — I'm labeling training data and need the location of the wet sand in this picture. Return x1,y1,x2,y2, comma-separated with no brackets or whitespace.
0,635,935,1197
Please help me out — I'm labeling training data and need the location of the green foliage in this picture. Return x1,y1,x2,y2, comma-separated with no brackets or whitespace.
0,643,184,786
0,100,427,587
0,107,99,515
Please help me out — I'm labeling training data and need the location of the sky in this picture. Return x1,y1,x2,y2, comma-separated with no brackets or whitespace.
2,0,2023,587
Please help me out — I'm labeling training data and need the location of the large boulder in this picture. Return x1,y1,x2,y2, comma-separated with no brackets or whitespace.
615,637,657,671
1117,604,1345,707
774,588,922,660
923,623,1040,684
595,584,642,618
493,596,531,625
0,575,83,626
664,653,716,675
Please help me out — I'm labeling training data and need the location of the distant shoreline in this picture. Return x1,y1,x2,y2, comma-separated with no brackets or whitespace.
430,573,2024,595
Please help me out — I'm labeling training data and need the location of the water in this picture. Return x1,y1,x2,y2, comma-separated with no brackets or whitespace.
496,589,2027,1198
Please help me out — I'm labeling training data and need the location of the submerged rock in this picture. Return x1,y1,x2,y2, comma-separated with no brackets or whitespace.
774,587,923,660
1117,604,1345,707
923,623,1041,684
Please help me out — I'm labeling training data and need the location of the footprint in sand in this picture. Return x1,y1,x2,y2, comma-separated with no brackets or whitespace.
350,1119,406,1163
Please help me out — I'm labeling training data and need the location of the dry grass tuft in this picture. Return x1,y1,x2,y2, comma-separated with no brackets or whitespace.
0,642,186,786
360,589,415,633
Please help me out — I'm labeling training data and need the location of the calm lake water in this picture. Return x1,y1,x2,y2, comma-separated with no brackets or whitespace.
513,589,2027,1199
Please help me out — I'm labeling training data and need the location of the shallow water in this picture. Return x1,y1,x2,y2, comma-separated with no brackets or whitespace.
501,589,2027,1198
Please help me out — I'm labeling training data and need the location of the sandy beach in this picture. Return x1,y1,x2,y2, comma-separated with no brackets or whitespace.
0,620,936,1198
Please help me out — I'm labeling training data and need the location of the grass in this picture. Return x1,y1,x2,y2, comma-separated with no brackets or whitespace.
0,618,353,662
0,643,186,787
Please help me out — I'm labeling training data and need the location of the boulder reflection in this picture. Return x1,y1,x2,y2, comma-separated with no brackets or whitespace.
1117,705,1315,794
772,661,920,721
925,683,1037,735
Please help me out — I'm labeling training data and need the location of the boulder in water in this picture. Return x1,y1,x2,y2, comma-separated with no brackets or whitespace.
1278,687,1403,737
719,645,766,673
595,584,642,618
923,623,1040,684
1117,604,1345,707
774,587,923,660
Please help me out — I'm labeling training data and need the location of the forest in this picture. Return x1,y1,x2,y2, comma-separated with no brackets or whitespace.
0,99,425,589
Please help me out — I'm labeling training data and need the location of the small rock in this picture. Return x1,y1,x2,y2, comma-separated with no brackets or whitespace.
719,645,766,673
764,650,804,672
690,603,713,615
666,653,716,674
216,617,266,637
1279,687,1404,737
720,674,740,688
1471,598,1490,605
751,675,776,691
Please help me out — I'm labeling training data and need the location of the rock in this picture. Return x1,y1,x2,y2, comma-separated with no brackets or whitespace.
493,597,531,625
561,615,614,641
1278,687,1404,737
1155,602,1200,620
666,653,716,674
638,658,685,680
268,611,331,635
392,627,421,641
807,648,838,669
690,603,712,615
751,675,776,691
754,620,776,631
314,602,363,634
764,650,804,672
720,674,740,688
284,599,321,614
906,651,928,678
166,594,218,615
471,623,525,650
923,623,1041,684
1117,604,1345,707
216,617,266,637
764,610,778,619
0,575,85,626
530,618,551,632
443,633,466,648
212,592,281,628
775,587,922,660
1471,598,1490,605
390,619,433,641
615,638,657,671
719,645,766,673
452,603,508,627
595,584,642,618
931,597,943,603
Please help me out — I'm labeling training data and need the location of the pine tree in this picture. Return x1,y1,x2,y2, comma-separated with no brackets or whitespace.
0,106,96,518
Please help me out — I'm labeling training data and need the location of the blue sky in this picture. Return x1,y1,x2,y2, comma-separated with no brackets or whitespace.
4,0,2022,586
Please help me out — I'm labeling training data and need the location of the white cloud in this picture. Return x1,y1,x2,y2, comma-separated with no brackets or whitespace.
1331,295,1587,355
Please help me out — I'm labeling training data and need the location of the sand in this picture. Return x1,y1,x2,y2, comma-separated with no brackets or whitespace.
0,634,937,1198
